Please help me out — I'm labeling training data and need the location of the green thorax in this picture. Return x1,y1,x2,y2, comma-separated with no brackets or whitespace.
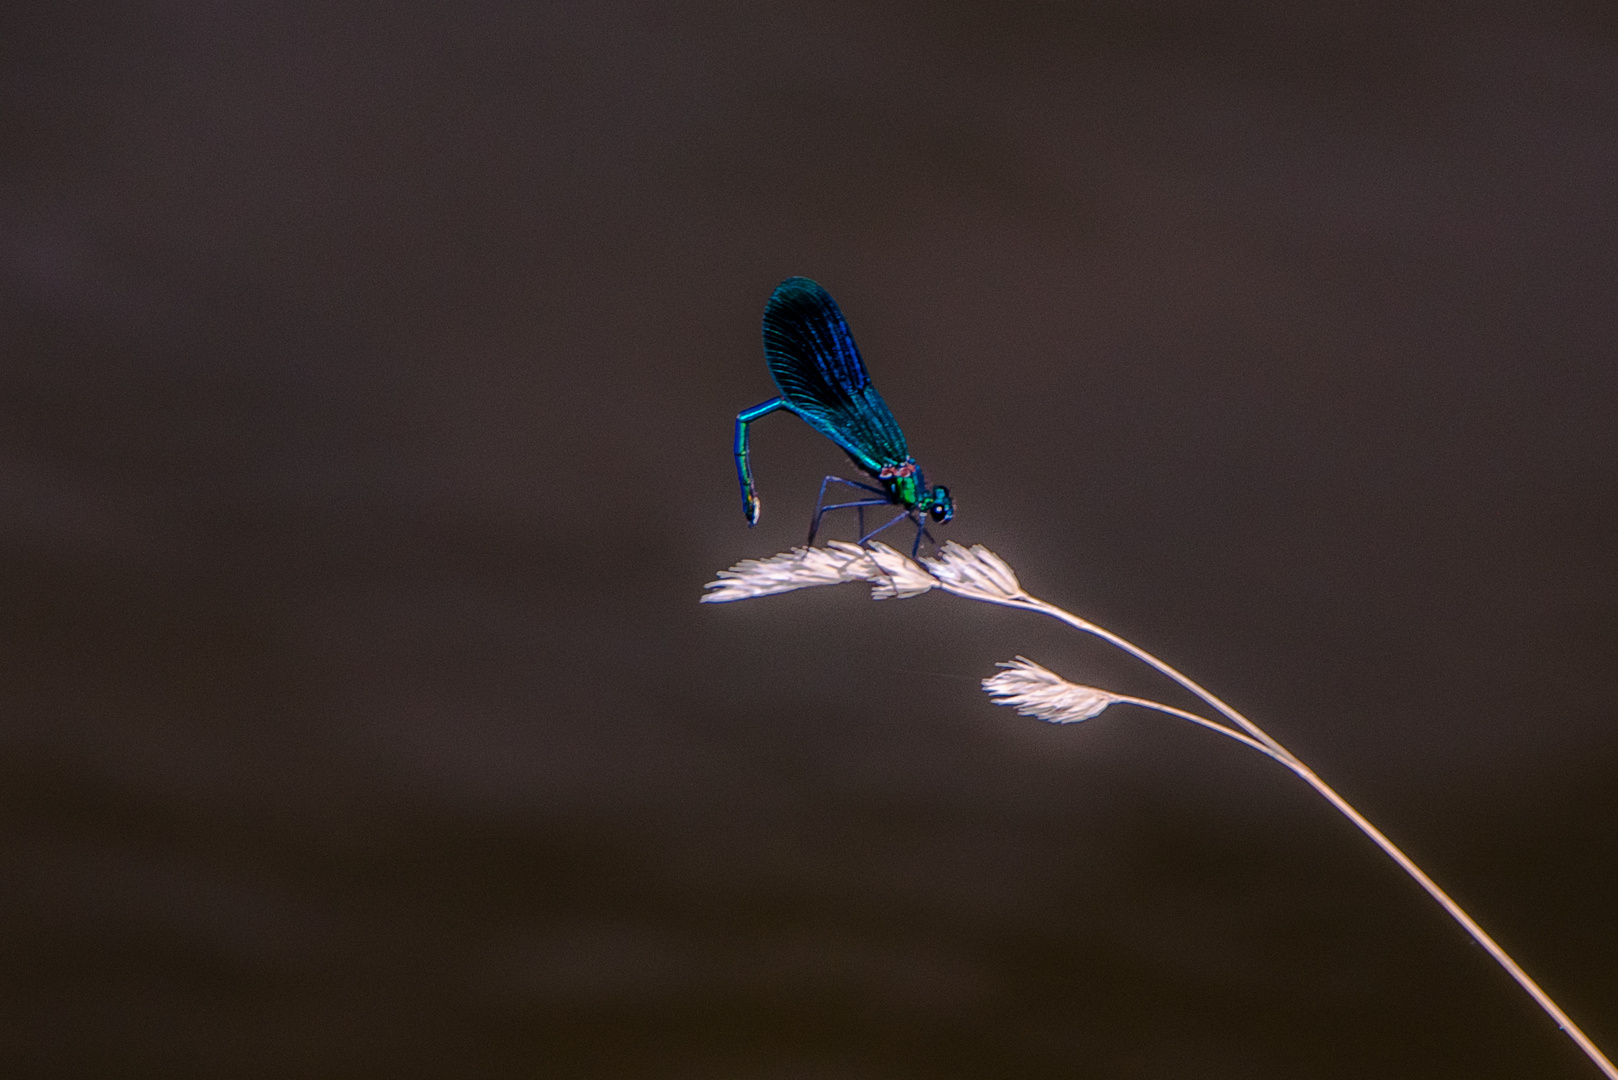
878,459,924,509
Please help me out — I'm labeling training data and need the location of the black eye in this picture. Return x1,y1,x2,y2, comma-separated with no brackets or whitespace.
930,503,948,522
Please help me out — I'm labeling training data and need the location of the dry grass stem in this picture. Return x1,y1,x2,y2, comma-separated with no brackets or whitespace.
703,541,1616,1079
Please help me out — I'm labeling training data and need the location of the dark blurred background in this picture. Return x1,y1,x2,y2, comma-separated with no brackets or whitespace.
2,1,1615,1077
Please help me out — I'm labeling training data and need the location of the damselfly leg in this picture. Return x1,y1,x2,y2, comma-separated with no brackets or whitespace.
807,475,891,546
864,513,938,558
810,500,890,545
857,510,912,547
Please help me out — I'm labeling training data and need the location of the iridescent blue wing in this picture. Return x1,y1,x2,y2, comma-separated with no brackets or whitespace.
762,277,909,473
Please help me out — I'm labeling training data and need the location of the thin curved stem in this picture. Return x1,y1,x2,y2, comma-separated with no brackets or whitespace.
1108,695,1283,761
1017,595,1297,761
984,589,1617,1080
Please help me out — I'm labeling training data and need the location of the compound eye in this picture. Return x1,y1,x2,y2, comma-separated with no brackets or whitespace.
930,503,948,523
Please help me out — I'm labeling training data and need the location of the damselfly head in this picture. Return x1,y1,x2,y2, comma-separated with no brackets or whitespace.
928,486,953,524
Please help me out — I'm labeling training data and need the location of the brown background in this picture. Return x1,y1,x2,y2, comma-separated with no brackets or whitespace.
2,2,1615,1077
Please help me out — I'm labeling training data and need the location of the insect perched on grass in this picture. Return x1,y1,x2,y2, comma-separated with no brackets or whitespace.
733,277,953,556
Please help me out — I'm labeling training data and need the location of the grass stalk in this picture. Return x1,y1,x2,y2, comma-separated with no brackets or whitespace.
987,596,1616,1080
705,541,1615,1076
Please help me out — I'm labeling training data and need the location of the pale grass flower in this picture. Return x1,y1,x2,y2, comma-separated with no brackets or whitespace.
862,543,941,600
981,656,1118,723
701,541,881,602
702,539,1035,604
702,541,940,602
920,541,1026,602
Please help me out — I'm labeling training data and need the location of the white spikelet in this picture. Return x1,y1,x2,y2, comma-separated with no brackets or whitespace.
701,542,880,602
982,656,1119,724
922,542,1025,602
702,540,1027,605
863,542,941,600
